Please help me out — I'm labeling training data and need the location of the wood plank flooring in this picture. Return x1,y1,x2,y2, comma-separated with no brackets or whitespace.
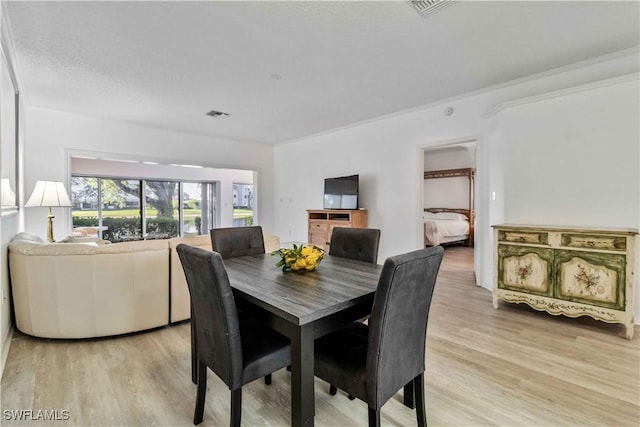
2,246,638,426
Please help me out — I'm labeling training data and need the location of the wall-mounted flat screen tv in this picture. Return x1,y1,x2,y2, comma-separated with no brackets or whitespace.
323,174,359,209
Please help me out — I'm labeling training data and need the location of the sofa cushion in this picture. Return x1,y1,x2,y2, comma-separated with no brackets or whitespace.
12,232,45,244
97,239,169,254
58,235,112,245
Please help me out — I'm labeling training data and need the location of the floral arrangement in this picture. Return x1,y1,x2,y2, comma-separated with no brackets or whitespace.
272,244,325,272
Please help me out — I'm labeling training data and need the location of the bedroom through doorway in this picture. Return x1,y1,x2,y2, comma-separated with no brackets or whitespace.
421,140,477,279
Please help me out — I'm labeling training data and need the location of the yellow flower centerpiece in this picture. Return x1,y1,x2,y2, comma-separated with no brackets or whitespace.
272,244,325,272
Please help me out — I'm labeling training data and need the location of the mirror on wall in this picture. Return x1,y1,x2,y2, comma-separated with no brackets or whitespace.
1,45,18,213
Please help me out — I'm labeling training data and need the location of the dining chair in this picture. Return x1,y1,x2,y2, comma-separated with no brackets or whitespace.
327,226,381,397
329,227,381,264
207,225,275,383
176,244,291,426
210,225,266,259
314,246,444,427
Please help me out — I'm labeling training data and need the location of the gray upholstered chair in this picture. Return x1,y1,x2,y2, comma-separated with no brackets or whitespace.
210,226,266,259
329,227,381,264
176,244,291,426
314,246,444,427
206,225,274,383
327,226,381,397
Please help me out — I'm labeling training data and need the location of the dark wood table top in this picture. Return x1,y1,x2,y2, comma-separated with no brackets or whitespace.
223,254,382,326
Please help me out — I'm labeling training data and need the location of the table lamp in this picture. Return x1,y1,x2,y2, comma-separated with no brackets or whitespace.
25,180,73,243
1,178,16,206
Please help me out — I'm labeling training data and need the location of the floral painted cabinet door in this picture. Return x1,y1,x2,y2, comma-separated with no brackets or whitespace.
497,245,553,297
554,250,625,311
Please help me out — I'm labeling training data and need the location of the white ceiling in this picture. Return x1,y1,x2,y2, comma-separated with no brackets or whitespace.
5,1,639,144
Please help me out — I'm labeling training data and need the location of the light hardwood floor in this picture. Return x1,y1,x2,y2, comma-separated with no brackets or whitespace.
2,246,638,426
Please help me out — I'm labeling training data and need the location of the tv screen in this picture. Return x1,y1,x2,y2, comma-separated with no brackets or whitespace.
324,175,359,209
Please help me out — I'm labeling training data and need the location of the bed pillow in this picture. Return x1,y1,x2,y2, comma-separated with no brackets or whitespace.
434,212,468,221
422,211,437,220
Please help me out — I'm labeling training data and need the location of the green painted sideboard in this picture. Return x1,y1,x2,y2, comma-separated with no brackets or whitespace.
492,224,638,339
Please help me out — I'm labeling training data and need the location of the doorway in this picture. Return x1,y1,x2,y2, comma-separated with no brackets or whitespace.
421,140,478,282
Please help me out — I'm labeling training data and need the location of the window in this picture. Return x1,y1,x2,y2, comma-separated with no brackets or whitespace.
182,182,213,236
71,176,216,242
232,183,253,226
102,178,142,241
145,180,178,239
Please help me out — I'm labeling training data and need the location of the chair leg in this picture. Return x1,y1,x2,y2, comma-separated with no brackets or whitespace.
404,381,415,409
230,388,242,427
368,407,380,427
191,312,197,384
264,374,272,385
329,385,337,395
194,360,207,425
414,373,427,427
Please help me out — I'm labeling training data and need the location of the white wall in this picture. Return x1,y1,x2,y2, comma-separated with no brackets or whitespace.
1,2,22,375
274,52,639,322
23,107,275,238
423,144,476,210
499,82,639,227
423,144,476,171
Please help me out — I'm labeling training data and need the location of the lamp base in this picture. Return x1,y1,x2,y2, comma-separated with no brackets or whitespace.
47,208,55,243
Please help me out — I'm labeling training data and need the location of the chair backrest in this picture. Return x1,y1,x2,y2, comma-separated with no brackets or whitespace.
329,227,381,264
176,244,243,389
210,226,266,259
366,246,444,409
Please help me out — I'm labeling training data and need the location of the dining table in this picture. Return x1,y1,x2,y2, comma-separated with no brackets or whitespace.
222,253,383,427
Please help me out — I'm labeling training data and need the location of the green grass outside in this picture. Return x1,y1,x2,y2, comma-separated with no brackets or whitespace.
233,208,253,219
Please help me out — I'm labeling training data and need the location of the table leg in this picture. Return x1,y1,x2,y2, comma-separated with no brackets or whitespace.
291,324,315,427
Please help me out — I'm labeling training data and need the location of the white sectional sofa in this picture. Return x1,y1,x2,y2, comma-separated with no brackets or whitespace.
8,231,280,339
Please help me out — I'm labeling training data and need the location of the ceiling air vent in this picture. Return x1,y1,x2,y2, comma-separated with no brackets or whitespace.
409,0,453,17
205,110,229,118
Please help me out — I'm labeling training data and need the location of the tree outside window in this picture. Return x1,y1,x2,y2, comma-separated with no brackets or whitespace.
145,180,179,239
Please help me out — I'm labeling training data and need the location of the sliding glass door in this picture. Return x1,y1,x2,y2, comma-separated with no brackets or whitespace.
71,176,216,242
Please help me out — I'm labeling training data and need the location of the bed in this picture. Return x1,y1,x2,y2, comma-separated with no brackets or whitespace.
423,208,473,247
423,167,475,247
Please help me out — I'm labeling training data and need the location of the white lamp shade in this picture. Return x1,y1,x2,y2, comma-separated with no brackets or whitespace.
25,181,73,208
1,178,16,206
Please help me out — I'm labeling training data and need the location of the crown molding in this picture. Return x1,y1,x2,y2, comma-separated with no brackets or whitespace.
279,47,639,146
484,72,639,118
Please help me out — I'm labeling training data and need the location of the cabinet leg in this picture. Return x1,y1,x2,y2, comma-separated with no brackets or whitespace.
625,323,634,340
492,295,499,310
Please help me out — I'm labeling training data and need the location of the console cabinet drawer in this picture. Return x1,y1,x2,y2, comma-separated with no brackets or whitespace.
498,230,549,245
309,221,328,232
560,234,626,251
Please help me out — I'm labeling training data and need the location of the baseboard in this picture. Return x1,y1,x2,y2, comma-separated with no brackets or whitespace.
1,325,14,379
